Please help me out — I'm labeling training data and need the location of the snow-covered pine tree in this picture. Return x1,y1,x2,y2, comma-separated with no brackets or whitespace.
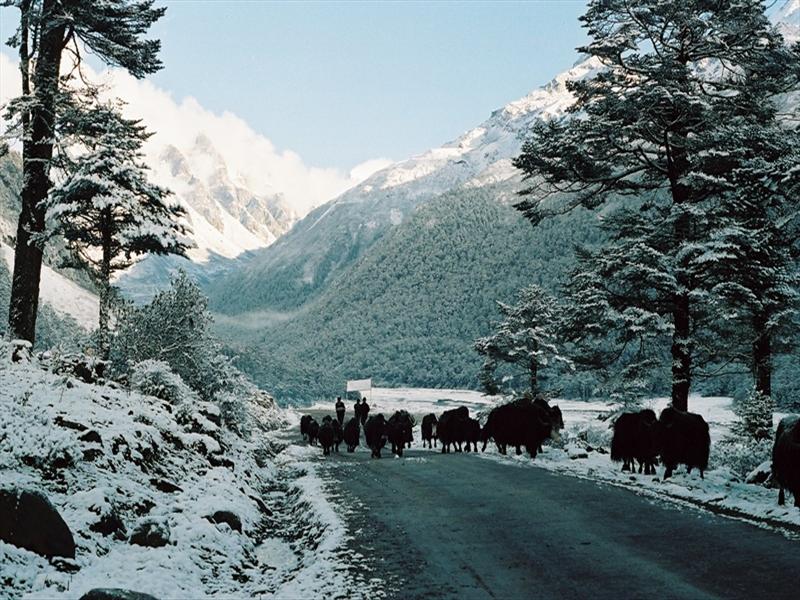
559,225,674,405
41,103,190,357
474,284,571,395
693,105,800,402
2,0,166,344
513,0,800,411
733,387,775,442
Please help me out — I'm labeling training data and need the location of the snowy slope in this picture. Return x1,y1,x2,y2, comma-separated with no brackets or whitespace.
1,242,98,330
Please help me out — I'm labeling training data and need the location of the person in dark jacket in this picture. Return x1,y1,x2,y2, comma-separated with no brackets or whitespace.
335,397,346,426
353,398,362,424
360,398,370,426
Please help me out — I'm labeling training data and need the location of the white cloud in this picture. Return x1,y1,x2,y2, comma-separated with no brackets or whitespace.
0,51,393,217
349,157,394,182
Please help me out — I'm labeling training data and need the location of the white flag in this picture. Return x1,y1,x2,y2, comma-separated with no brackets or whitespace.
346,378,372,392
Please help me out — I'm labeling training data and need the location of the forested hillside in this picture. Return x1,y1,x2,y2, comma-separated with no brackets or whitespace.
217,186,604,402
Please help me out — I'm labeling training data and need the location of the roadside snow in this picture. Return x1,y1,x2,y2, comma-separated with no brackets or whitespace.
0,346,368,599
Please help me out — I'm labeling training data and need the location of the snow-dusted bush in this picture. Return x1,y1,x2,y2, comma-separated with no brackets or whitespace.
732,387,774,441
130,359,199,406
109,271,237,400
712,436,773,480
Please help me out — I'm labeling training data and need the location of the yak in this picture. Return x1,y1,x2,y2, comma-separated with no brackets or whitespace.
300,415,313,441
332,419,343,453
438,407,469,453
387,411,414,457
533,397,564,452
610,409,659,475
318,420,335,456
482,400,559,459
306,418,320,446
773,416,800,508
421,414,438,448
658,406,710,480
343,417,360,453
457,417,481,452
364,414,388,459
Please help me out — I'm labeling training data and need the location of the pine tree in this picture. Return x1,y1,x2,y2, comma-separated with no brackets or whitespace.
733,387,775,442
40,103,190,357
474,285,571,395
694,118,800,401
513,0,800,410
2,0,166,344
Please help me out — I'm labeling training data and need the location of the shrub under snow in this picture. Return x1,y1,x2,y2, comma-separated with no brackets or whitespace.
130,359,199,406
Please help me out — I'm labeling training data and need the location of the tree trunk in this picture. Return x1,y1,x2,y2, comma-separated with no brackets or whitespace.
670,291,691,412
7,0,66,344
98,207,113,360
665,124,693,412
752,313,771,399
529,356,538,395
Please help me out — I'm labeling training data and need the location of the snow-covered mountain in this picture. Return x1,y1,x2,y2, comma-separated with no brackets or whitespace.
152,134,298,262
207,56,602,313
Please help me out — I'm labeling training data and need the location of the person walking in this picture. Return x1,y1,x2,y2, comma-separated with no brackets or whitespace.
353,398,362,424
335,396,346,426
360,397,370,426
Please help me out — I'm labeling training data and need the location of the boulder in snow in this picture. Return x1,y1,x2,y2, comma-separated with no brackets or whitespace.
79,589,159,600
205,510,242,533
746,460,772,485
89,509,127,539
79,430,103,445
566,445,589,460
150,478,183,494
0,488,76,558
129,517,171,547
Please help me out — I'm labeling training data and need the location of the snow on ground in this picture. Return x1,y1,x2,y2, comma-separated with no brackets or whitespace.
0,346,367,599
310,387,500,416
1,243,99,330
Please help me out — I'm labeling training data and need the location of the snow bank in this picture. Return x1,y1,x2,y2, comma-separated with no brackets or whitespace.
0,345,347,599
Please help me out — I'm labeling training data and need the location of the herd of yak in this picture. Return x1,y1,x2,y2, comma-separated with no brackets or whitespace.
300,397,800,509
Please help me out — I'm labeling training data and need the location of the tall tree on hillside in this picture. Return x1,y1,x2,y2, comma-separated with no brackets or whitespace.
1,0,166,344
474,285,572,395
513,0,800,410
39,103,191,357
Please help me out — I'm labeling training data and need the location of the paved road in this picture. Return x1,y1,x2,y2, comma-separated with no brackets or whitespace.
313,446,799,600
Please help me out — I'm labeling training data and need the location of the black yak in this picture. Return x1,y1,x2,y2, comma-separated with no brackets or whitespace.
773,416,800,508
457,417,481,452
421,414,438,448
611,409,659,475
482,399,559,459
533,397,564,452
318,420,335,456
343,417,361,452
658,406,710,480
438,407,469,453
332,419,343,453
306,418,320,446
387,411,414,457
365,414,388,458
300,415,313,440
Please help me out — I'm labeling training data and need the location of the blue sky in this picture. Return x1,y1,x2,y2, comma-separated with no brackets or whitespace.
1,1,589,171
